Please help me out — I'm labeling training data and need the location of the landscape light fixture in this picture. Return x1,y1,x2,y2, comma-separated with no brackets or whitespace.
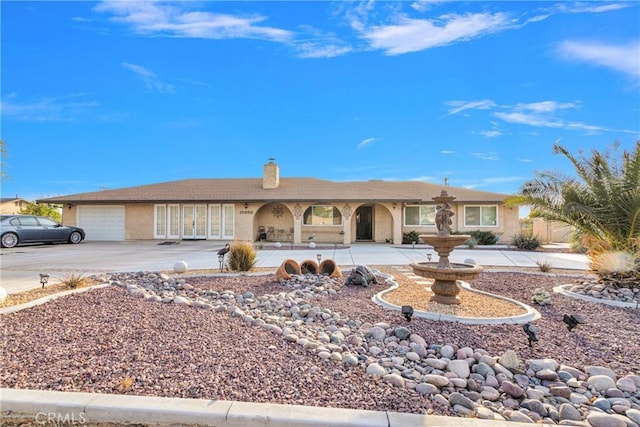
412,241,416,249
522,323,540,347
427,252,432,262
563,314,585,331
316,253,322,263
39,273,50,288
401,305,414,322
218,254,225,272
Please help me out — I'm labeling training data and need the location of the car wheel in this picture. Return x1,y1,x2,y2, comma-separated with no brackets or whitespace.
1,233,19,248
68,231,83,244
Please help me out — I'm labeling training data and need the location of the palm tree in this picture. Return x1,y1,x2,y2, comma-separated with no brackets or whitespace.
508,142,639,282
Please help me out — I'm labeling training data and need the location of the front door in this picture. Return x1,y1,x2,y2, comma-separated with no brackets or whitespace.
183,205,207,239
355,206,373,241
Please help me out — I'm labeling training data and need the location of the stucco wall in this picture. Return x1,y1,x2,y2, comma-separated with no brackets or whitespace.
374,205,393,243
62,206,78,226
400,203,520,243
0,200,28,214
125,204,154,240
533,218,574,243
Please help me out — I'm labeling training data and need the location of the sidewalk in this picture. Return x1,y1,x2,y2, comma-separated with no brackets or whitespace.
0,242,591,294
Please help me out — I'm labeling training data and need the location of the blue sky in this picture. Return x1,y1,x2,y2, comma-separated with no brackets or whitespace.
2,1,639,204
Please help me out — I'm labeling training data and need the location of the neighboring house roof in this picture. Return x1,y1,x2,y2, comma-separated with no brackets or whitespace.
37,178,508,204
0,197,28,203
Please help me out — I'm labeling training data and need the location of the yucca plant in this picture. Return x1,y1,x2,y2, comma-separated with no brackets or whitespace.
227,241,257,272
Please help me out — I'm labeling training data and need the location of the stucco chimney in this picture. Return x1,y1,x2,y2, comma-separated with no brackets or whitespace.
263,158,279,189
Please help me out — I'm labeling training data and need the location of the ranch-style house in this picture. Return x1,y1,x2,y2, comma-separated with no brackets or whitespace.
38,160,520,245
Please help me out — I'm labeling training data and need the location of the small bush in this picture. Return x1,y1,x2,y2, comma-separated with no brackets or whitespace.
470,230,499,245
512,233,541,250
531,288,551,305
62,273,88,289
466,237,478,248
227,241,257,272
536,260,553,272
454,230,499,245
402,231,420,244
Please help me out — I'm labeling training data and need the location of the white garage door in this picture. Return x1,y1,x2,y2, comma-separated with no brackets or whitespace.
78,206,125,241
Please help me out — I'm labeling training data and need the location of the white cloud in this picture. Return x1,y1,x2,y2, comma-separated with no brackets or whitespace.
471,152,500,161
553,2,631,14
410,1,447,12
0,94,99,121
297,44,352,58
445,98,637,135
493,111,565,128
295,30,353,59
515,101,578,113
480,130,503,138
440,150,455,154
358,137,378,149
361,12,512,55
95,1,293,42
556,40,640,79
122,62,175,94
443,99,497,116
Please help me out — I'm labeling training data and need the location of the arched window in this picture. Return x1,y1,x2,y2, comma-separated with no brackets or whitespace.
303,205,342,225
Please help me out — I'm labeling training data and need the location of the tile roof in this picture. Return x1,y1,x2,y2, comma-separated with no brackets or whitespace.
38,178,508,204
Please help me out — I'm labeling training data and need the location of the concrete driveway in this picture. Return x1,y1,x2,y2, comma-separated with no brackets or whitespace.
0,241,591,294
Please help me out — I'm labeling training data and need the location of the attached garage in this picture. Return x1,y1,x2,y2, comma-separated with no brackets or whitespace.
78,206,125,241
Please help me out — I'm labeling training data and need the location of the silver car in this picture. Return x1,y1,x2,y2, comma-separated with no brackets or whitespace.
0,215,85,248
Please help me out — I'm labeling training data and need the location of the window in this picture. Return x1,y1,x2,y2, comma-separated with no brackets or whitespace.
303,205,342,225
18,216,38,226
37,217,58,226
464,206,497,226
404,205,436,226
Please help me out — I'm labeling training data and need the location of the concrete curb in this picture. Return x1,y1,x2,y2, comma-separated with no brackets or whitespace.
0,388,547,427
0,283,111,315
553,285,640,309
372,273,540,325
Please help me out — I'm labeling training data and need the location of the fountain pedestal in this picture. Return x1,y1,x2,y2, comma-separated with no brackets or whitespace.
409,190,483,305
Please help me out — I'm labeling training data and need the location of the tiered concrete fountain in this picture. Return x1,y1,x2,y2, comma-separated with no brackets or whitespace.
411,190,482,305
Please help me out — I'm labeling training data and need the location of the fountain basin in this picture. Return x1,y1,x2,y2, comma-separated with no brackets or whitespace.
411,262,483,282
411,262,483,305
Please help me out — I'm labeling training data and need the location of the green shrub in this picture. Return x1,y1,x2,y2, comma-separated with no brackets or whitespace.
454,230,499,245
512,233,541,250
227,241,257,272
466,237,478,248
470,230,499,245
402,231,420,244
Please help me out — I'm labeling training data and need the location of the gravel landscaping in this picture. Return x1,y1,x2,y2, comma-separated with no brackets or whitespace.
1,267,639,425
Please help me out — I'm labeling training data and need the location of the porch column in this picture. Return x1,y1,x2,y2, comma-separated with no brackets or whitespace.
292,203,304,244
392,206,403,245
341,203,354,244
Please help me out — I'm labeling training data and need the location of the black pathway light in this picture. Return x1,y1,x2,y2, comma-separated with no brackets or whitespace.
523,323,540,347
402,305,414,322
